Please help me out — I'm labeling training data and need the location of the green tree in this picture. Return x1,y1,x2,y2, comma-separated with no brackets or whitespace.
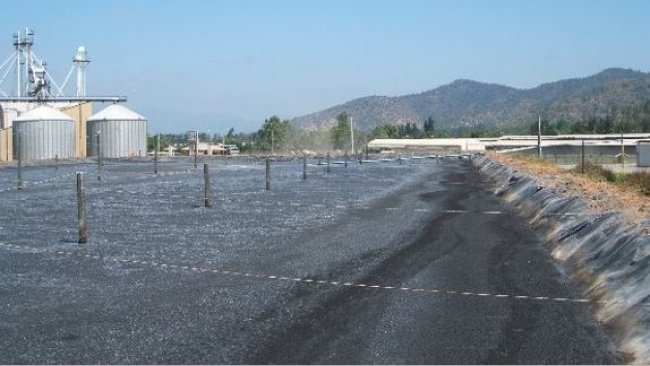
423,116,435,137
529,118,557,135
198,132,211,142
614,119,634,133
331,112,351,150
147,135,172,152
602,116,614,134
257,115,292,152
226,128,235,139
470,130,489,138
554,119,571,134
370,124,400,139
398,122,423,138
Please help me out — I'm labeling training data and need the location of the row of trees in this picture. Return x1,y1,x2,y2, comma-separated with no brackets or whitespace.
150,101,650,154
250,113,440,153
529,116,650,135
526,100,650,135
155,114,443,154
256,114,366,153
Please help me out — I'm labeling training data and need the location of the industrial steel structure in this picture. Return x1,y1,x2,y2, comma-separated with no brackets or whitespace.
0,28,128,162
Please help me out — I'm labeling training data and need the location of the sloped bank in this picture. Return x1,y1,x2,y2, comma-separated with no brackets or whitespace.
473,154,650,364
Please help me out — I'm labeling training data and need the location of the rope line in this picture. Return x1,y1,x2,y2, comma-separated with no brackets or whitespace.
0,242,637,307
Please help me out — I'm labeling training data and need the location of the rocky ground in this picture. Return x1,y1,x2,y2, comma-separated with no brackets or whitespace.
487,152,650,228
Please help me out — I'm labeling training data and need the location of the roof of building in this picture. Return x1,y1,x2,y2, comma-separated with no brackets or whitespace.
88,103,146,121
13,105,74,122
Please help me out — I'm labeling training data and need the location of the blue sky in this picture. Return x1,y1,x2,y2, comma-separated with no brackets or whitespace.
0,0,648,133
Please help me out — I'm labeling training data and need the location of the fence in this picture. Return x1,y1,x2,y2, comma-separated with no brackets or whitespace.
0,153,461,246
510,142,639,171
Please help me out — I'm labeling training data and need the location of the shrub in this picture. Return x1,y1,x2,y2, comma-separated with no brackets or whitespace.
573,162,650,195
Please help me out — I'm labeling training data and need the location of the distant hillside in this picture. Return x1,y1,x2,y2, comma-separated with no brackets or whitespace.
290,68,650,132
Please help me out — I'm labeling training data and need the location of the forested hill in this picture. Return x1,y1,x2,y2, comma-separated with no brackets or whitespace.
290,68,650,133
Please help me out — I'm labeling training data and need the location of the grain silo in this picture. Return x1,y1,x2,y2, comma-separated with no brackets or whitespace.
87,104,147,158
13,105,75,161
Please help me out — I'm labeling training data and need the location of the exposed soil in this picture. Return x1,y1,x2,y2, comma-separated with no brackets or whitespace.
486,152,650,227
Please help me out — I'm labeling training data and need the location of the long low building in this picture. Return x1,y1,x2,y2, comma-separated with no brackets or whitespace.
368,133,650,152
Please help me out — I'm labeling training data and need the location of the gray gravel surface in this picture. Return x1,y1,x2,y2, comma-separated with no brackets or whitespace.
0,157,620,364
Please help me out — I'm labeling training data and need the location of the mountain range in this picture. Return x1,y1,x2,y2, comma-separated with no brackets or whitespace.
290,68,650,132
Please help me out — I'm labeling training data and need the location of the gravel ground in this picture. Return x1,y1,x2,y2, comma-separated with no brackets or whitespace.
0,157,431,267
0,156,619,364
0,156,435,363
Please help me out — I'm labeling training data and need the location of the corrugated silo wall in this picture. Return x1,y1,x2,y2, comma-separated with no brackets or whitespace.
14,120,75,161
87,119,147,158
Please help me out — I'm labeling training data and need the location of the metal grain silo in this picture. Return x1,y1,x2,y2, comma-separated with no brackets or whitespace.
87,104,147,158
13,105,75,161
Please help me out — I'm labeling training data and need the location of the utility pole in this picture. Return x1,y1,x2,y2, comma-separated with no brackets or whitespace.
537,114,542,158
271,129,275,156
621,133,625,172
350,116,354,154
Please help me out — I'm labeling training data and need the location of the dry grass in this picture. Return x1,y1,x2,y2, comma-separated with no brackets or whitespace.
570,162,650,196
487,152,650,223
618,171,650,196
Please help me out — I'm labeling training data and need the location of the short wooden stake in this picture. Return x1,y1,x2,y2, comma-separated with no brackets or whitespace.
326,152,331,173
77,173,88,244
204,163,212,208
154,134,159,174
96,133,102,181
265,157,271,190
16,147,23,190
